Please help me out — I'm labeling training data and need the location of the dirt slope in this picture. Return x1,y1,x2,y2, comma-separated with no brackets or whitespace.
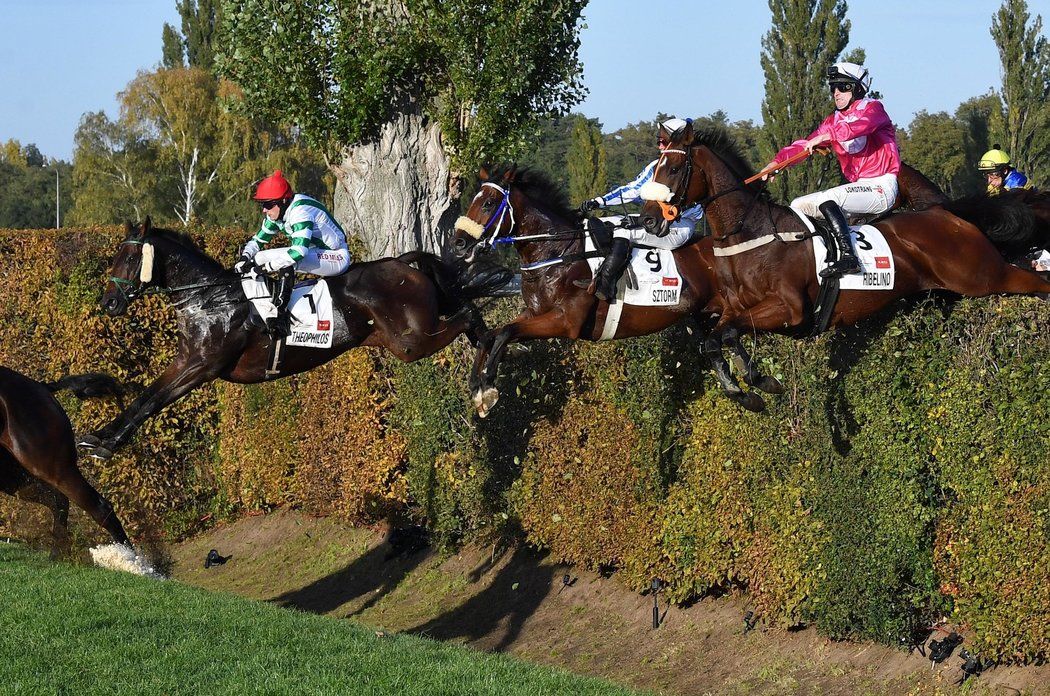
170,509,1049,696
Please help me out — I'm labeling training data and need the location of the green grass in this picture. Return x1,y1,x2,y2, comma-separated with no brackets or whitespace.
0,545,644,695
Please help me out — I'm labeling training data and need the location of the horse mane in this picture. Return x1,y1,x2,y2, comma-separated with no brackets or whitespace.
147,226,208,254
688,125,756,183
944,193,1041,254
489,163,582,224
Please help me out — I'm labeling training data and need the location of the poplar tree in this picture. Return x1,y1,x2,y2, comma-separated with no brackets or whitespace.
990,0,1050,183
161,0,222,72
759,0,850,202
567,116,607,206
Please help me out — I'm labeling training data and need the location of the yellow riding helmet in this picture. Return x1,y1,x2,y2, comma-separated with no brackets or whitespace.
977,145,1010,172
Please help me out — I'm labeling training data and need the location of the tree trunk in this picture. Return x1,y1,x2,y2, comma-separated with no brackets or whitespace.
332,110,460,260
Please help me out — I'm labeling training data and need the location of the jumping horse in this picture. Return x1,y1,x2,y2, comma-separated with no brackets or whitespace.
0,368,130,555
449,163,783,416
638,122,1050,401
78,219,507,460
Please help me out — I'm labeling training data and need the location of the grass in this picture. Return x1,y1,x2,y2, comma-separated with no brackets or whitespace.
0,544,645,695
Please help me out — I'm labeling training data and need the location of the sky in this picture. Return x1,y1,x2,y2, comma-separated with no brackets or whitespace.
0,0,1026,161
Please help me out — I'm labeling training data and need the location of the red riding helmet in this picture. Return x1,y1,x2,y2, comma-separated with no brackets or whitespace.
253,170,294,201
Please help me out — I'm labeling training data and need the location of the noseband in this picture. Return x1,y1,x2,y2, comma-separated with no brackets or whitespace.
108,239,152,304
652,148,693,221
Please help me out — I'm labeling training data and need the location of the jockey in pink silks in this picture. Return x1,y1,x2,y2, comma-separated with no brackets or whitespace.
764,62,901,278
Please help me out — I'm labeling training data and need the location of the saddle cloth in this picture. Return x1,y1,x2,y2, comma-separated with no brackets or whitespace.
240,275,335,348
584,233,683,307
792,211,897,290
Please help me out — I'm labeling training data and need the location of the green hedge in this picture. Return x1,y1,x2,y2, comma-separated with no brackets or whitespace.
1,227,1046,662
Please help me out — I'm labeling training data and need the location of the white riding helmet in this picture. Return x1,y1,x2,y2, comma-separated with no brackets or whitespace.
827,62,871,96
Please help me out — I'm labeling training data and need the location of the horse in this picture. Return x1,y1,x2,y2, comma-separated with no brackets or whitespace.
0,368,130,556
448,164,783,416
78,219,508,460
638,123,1050,400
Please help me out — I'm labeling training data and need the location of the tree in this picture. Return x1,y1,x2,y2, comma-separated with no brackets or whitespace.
517,114,579,190
990,0,1050,183
955,92,1006,194
69,67,329,229
567,116,607,206
220,0,587,258
162,0,222,71
759,0,850,202
0,143,72,229
899,111,970,197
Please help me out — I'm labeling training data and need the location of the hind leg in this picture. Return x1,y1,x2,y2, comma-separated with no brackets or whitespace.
700,330,765,413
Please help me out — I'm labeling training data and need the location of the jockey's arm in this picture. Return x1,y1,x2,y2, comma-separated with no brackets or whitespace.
243,217,282,259
599,160,657,207
773,121,830,168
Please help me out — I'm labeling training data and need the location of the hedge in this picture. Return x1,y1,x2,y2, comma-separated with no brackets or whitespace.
0,227,1046,663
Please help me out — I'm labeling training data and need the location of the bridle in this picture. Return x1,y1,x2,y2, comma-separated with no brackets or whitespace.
653,145,775,243
108,237,232,306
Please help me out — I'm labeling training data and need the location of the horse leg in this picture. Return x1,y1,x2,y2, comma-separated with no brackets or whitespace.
12,479,70,558
474,312,571,418
47,466,130,546
721,325,785,395
82,358,218,459
700,330,766,413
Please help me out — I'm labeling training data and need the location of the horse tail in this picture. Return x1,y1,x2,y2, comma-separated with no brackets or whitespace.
397,251,513,309
944,194,1039,255
46,373,128,403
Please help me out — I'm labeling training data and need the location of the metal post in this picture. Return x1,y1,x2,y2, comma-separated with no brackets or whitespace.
55,168,60,228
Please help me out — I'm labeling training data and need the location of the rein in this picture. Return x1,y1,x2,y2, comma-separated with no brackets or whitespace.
109,238,234,305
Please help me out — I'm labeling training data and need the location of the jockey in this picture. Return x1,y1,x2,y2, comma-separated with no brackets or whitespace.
234,170,351,336
579,117,704,302
977,145,1033,195
764,62,900,278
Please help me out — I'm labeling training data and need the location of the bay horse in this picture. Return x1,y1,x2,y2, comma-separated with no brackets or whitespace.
638,123,1050,398
78,219,508,460
448,164,783,416
0,368,130,555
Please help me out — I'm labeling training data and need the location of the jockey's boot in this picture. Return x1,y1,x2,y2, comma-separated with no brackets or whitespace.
594,237,630,302
818,200,862,278
265,267,296,338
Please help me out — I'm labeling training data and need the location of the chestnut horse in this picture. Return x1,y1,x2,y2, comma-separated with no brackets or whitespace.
78,219,508,459
639,123,1050,399
449,164,782,415
1,368,130,555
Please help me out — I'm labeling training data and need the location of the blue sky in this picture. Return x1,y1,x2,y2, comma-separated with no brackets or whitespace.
0,0,1019,161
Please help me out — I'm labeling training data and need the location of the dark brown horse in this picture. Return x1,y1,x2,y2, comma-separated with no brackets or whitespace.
638,123,1050,399
78,219,508,459
448,165,782,415
0,368,130,555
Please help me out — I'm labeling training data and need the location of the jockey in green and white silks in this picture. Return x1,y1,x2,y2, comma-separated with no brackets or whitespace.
234,170,351,336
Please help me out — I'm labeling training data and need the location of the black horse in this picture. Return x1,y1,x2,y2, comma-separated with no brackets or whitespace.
0,368,130,555
79,219,507,460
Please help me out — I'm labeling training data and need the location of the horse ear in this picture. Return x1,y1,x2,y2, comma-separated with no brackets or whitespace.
504,164,518,184
124,221,135,238
142,216,152,236
479,166,490,181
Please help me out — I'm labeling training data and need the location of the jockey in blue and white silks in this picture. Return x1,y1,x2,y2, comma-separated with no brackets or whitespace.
579,117,702,302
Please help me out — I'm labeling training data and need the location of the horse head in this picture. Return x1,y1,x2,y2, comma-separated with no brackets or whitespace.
451,165,519,264
639,120,707,236
102,218,157,316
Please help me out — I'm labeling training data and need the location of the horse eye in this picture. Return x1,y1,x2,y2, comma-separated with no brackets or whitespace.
482,199,494,211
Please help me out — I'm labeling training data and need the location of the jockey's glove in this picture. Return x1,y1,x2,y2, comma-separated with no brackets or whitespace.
232,256,255,274
579,197,603,216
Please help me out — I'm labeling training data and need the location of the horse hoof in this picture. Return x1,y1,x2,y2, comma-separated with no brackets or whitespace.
730,391,766,413
77,434,102,448
87,446,115,461
474,388,500,418
755,376,785,395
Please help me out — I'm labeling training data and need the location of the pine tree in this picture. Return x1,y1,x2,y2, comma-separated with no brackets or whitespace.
990,0,1050,183
759,0,850,202
567,116,607,206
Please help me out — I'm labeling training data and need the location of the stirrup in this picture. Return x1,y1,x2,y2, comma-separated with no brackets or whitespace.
819,257,861,278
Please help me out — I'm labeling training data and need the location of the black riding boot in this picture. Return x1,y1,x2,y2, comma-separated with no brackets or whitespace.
266,267,296,338
818,200,861,278
594,237,631,302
